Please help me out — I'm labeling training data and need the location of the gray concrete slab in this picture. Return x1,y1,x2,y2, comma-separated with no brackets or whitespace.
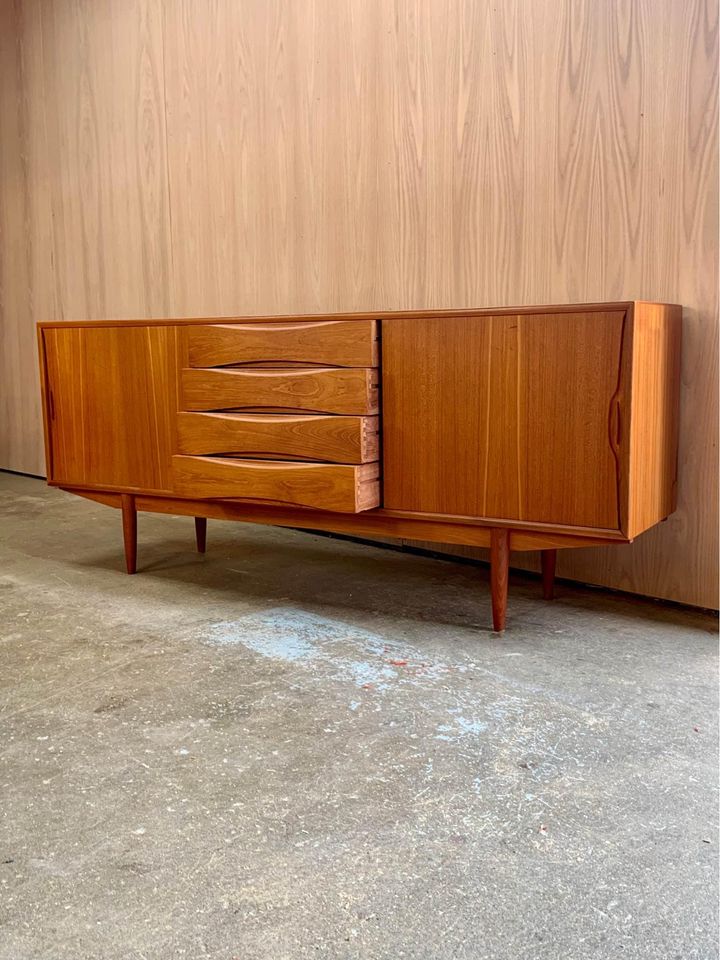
0,471,717,960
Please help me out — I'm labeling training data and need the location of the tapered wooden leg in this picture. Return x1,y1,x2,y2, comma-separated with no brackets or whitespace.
541,549,557,601
490,528,511,632
194,516,207,554
120,494,137,575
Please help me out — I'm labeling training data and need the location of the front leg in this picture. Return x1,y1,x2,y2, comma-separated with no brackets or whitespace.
490,528,510,632
120,494,137,575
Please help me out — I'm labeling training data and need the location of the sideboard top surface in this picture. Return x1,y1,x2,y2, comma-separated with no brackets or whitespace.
36,300,679,329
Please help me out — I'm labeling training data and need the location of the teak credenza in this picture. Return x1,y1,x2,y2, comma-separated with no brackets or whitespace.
37,302,681,631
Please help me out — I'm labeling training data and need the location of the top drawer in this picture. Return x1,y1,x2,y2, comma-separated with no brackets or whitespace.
187,320,378,368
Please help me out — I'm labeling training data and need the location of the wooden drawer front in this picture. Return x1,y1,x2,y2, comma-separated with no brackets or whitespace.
187,320,378,368
172,456,380,512
177,412,378,463
181,367,379,415
175,320,381,511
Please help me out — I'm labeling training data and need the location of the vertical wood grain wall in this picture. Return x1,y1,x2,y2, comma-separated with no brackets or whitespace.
0,0,717,607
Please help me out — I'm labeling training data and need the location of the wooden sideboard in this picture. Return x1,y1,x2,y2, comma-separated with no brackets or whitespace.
37,301,681,630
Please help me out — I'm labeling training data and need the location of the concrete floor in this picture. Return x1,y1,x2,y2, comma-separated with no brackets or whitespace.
0,472,717,960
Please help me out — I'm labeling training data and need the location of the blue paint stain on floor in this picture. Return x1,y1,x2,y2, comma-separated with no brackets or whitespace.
205,607,406,690
435,713,490,742
207,610,323,662
200,606,611,795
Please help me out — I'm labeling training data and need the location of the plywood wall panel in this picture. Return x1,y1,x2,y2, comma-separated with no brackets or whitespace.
0,0,53,476
0,0,717,606
163,0,383,317
38,0,172,321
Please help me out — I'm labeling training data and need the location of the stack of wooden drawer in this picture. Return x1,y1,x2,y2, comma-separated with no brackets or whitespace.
171,320,380,512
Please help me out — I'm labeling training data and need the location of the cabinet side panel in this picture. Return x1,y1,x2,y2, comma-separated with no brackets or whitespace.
627,303,683,538
42,325,182,493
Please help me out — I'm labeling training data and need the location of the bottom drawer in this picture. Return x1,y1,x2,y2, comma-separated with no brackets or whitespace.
172,455,380,513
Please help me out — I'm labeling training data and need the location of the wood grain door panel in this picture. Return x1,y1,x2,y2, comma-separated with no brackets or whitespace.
172,455,380,512
42,326,181,493
187,320,378,368
176,411,379,463
382,312,627,530
181,366,379,415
